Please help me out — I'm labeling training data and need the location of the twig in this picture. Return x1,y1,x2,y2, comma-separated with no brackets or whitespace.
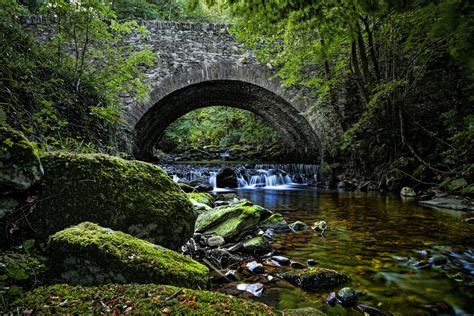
165,288,183,301
202,258,225,278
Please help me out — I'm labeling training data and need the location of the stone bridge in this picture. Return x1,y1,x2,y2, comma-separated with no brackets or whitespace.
122,21,330,161
24,18,351,162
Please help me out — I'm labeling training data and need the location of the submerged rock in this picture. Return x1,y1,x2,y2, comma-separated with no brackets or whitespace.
336,287,358,307
17,284,272,314
259,214,290,232
30,153,195,249
48,222,209,289
419,197,474,211
0,126,43,192
428,255,448,266
289,221,308,231
280,268,348,291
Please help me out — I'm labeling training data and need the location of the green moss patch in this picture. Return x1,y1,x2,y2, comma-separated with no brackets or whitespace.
259,214,289,232
196,205,263,241
48,222,209,288
30,152,195,249
188,192,214,207
0,126,43,191
15,284,273,314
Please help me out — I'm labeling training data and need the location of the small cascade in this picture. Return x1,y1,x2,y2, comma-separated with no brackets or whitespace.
160,163,319,190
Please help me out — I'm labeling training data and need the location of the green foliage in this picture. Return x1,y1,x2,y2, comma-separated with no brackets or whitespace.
0,244,47,312
1,0,156,153
160,106,279,150
228,0,474,175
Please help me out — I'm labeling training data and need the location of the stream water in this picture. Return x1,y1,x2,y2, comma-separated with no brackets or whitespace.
237,188,474,315
164,163,474,314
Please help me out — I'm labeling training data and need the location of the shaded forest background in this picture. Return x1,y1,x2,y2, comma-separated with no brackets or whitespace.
1,0,473,187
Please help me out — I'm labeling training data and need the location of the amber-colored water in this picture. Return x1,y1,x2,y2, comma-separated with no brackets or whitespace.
237,188,474,315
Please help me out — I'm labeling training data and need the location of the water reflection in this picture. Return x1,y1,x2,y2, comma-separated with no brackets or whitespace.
237,188,474,315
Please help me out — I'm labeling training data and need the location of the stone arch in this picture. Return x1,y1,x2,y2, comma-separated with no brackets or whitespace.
127,63,321,161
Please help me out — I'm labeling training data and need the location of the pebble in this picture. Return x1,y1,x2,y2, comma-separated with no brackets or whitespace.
307,259,318,266
326,292,337,307
289,261,306,269
271,256,290,266
246,261,265,274
207,235,225,247
224,270,239,282
236,283,265,297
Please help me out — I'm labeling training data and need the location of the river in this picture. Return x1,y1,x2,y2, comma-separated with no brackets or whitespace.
237,187,474,315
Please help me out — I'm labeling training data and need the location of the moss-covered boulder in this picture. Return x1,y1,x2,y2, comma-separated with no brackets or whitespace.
188,192,214,207
30,152,194,249
280,268,348,292
48,222,209,289
0,126,43,192
195,205,265,241
259,213,290,232
242,236,272,254
15,284,273,315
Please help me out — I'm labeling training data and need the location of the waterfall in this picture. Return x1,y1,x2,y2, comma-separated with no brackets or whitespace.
162,163,318,190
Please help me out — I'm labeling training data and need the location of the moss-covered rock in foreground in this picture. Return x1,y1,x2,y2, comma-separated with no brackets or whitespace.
30,152,195,249
48,222,209,288
195,205,266,241
0,126,43,192
16,284,273,315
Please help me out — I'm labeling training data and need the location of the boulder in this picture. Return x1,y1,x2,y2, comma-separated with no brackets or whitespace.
216,167,238,188
400,187,416,197
189,177,213,192
441,178,468,193
0,126,43,192
16,284,272,314
190,199,213,214
241,236,272,254
279,268,348,291
188,192,214,207
30,153,195,249
195,205,264,241
48,222,209,288
259,214,289,232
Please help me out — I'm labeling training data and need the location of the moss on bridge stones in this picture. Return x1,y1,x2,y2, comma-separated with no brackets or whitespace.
30,152,195,249
16,283,273,315
48,222,209,288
